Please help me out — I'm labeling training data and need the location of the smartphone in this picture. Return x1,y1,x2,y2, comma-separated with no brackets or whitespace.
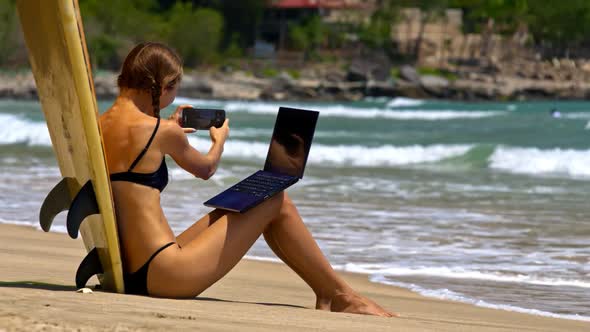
180,108,225,130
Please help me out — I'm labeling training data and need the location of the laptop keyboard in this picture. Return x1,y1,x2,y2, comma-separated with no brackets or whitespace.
230,172,293,197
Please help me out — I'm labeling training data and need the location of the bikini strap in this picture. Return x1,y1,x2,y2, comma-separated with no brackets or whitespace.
128,117,161,172
144,242,176,267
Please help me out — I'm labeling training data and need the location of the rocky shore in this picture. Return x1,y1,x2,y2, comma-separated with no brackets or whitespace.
3,57,590,101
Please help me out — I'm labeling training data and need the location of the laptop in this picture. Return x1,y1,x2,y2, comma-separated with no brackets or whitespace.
204,107,319,213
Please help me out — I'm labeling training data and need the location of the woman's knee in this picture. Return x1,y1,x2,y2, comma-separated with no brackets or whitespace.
265,191,286,215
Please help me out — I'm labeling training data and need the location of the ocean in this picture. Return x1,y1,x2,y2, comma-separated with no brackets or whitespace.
0,97,588,322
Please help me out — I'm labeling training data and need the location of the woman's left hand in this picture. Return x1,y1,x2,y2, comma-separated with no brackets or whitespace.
169,104,196,133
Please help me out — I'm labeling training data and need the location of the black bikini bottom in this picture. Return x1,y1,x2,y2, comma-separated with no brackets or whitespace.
124,242,176,295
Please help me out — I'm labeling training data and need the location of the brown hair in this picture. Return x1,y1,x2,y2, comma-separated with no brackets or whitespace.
117,42,183,118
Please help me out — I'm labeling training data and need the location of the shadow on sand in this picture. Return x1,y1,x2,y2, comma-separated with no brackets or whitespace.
0,281,76,292
0,281,306,309
194,296,306,309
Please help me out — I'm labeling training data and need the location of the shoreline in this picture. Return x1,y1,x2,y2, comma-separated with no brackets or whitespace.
3,65,590,103
5,223,590,323
0,223,588,331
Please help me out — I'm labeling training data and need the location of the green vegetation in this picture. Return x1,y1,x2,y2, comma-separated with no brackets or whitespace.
0,0,18,66
261,67,279,78
3,0,590,69
390,67,400,79
289,69,301,79
417,67,458,81
165,4,224,66
288,16,325,60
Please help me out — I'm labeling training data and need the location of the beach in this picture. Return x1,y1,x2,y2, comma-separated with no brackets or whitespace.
0,223,587,332
1,97,590,322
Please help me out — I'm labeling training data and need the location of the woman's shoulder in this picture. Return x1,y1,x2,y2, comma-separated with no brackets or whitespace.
156,118,192,154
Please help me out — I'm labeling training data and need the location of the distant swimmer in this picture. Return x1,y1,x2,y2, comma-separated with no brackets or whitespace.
550,108,562,118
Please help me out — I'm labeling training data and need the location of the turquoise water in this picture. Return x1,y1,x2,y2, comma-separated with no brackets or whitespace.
0,97,588,321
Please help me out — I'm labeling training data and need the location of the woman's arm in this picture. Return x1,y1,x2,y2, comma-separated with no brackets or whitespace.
161,119,229,180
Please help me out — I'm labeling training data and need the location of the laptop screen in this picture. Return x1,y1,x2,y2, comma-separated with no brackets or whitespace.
263,107,319,178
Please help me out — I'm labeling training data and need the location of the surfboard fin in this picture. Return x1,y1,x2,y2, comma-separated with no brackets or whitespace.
76,247,103,289
39,177,77,232
67,180,99,239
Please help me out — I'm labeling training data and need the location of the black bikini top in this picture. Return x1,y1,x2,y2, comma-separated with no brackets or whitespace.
110,117,169,192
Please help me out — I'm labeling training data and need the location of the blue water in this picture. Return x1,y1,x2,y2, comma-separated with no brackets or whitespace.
0,97,588,321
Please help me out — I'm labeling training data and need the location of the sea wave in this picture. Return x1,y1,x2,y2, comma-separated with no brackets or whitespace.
173,97,504,120
187,136,473,167
340,264,590,289
0,114,50,146
562,112,590,120
242,256,590,321
490,146,590,178
373,277,590,322
386,97,425,107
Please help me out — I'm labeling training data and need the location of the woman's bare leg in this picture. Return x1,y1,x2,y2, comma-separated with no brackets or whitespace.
175,209,226,247
262,195,395,317
151,192,394,317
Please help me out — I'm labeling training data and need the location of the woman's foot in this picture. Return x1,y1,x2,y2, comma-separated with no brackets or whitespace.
316,291,397,317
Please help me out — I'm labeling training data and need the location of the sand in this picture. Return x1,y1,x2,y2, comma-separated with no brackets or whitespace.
0,224,587,332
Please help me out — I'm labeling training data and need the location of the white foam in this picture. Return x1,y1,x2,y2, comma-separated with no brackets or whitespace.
306,144,472,166
244,255,282,263
386,97,425,107
585,121,590,130
373,277,590,322
173,97,504,120
563,112,590,120
0,114,51,146
244,257,590,321
0,219,67,234
341,264,590,288
173,97,222,108
489,146,590,178
187,136,472,167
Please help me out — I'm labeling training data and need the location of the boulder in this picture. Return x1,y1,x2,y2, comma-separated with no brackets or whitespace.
399,65,420,84
420,75,449,97
346,61,369,82
178,75,214,96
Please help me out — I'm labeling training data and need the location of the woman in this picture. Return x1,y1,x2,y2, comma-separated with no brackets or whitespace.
99,42,394,317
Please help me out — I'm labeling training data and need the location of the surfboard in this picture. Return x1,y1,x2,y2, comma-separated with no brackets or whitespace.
16,0,124,293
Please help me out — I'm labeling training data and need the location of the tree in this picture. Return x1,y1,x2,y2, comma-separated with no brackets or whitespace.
527,1,590,58
216,0,265,49
165,3,224,66
79,0,162,69
288,15,325,61
359,0,399,57
0,0,18,66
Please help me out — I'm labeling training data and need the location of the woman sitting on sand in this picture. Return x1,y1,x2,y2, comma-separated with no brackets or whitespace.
99,42,394,317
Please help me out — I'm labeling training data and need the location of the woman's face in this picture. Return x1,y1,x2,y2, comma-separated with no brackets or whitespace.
159,79,180,109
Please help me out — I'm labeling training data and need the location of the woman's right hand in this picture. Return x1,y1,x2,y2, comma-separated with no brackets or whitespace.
210,119,229,144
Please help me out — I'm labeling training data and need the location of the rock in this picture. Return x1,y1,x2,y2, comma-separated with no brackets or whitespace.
278,71,294,82
365,81,397,97
210,80,261,100
420,75,449,97
295,79,321,89
394,80,430,99
370,66,391,82
581,62,590,73
325,71,345,83
346,61,369,82
179,75,214,95
399,65,420,84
